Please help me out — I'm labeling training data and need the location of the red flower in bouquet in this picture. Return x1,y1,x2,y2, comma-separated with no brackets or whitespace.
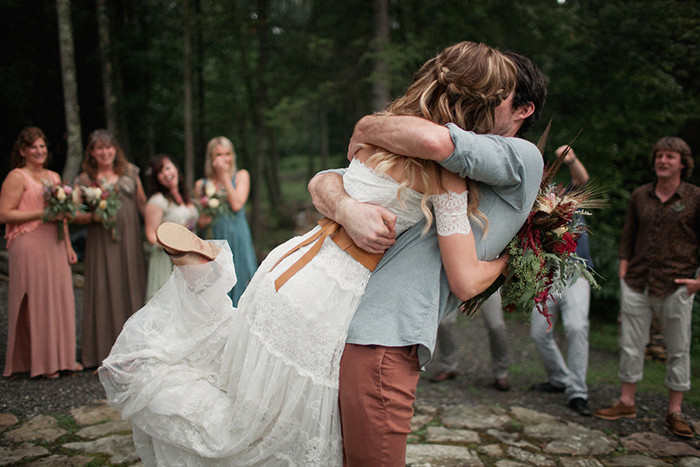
553,231,578,256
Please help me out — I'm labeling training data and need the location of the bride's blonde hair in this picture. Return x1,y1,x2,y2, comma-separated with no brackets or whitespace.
369,41,517,232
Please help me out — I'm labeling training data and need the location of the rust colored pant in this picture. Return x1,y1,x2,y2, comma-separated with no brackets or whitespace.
338,344,421,467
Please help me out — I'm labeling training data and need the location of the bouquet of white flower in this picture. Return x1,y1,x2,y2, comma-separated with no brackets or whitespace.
79,182,123,241
196,180,233,238
41,181,79,239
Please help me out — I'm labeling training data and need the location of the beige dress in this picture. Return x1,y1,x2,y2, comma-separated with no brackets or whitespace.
3,168,78,377
78,163,146,368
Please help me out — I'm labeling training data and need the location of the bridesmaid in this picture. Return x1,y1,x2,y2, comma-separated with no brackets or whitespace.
194,136,258,306
73,129,147,369
144,154,198,300
0,127,81,378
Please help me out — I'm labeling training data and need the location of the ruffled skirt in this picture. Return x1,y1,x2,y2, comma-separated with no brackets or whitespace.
100,228,370,466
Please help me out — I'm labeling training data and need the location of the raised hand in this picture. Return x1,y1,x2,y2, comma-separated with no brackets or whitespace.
212,155,231,183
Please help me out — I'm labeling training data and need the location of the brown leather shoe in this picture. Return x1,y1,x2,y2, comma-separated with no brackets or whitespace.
494,378,510,391
593,400,636,420
429,371,458,383
666,412,694,438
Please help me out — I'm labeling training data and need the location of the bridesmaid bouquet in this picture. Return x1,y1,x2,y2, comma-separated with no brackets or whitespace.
80,183,123,241
460,144,603,329
196,180,232,238
41,181,79,239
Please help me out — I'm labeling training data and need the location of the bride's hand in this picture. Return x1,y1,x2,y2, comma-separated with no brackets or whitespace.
498,252,511,275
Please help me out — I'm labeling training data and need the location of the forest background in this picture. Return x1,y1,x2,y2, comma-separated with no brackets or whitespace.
1,0,699,336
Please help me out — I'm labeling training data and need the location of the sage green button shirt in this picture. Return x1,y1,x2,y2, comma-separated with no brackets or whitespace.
327,125,544,367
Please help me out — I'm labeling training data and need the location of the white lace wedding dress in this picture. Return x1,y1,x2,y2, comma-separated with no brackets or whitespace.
99,159,463,466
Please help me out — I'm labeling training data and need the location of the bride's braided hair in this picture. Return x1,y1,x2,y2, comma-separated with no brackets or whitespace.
369,41,517,232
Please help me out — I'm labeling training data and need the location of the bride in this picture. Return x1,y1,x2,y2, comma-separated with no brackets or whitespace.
99,40,516,466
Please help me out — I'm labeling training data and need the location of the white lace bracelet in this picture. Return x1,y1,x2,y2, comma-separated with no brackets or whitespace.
431,191,472,236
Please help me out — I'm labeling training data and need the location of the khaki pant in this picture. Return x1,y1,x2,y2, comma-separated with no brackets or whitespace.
619,280,693,392
339,344,420,467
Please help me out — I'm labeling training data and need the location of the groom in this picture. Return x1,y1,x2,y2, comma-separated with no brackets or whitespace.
309,51,547,466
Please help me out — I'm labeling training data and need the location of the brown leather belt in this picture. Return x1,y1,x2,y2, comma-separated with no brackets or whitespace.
269,217,384,291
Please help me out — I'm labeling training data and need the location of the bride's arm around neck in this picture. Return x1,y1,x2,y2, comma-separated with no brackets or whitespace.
434,169,508,301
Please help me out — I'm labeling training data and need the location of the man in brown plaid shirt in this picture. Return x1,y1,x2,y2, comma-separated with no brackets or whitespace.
594,136,699,439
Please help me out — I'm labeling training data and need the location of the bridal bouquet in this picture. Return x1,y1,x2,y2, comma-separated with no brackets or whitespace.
196,181,232,238
80,183,123,241
460,146,603,328
41,181,79,239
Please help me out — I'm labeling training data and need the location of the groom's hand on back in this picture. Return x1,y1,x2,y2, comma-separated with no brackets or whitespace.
308,171,396,254
338,197,397,254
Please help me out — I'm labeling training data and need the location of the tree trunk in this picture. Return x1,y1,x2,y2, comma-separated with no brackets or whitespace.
195,0,205,171
306,111,316,181
95,0,130,158
319,103,329,169
372,0,390,112
96,0,117,135
183,0,195,189
265,137,280,207
250,0,272,236
56,0,83,182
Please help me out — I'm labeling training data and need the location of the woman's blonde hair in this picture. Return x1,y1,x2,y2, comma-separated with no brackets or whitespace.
370,41,517,232
204,136,237,179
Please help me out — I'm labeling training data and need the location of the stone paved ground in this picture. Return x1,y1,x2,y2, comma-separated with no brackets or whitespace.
1,396,699,466
1,268,699,465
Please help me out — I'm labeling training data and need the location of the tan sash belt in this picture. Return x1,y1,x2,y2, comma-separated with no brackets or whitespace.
269,217,384,291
